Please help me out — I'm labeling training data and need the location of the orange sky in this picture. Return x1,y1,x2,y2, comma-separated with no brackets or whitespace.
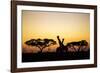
22,10,90,53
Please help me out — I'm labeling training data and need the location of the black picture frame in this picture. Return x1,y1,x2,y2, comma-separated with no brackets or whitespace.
11,1,97,73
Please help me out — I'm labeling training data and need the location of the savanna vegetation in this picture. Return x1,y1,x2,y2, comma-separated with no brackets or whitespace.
22,36,90,62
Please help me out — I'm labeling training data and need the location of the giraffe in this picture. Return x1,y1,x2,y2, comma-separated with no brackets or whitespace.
56,36,67,53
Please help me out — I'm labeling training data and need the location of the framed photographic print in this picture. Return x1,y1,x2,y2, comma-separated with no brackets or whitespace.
11,1,97,73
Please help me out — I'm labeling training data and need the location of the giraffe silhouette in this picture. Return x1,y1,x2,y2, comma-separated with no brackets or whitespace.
56,36,67,53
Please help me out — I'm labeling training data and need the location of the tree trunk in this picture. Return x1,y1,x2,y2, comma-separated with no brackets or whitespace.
39,47,44,53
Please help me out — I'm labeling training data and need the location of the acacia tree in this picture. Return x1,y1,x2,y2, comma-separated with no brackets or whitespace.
66,40,88,52
25,38,56,53
78,40,88,52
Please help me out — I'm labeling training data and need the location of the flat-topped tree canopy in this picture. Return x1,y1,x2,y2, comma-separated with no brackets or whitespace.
25,38,56,53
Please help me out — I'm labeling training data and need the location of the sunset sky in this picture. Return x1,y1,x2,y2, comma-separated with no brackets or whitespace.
22,10,90,53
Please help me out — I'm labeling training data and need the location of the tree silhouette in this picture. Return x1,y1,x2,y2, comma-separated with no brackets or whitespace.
25,38,56,53
66,40,88,52
78,40,88,51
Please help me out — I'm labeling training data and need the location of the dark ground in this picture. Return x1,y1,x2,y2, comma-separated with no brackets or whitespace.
22,50,90,62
